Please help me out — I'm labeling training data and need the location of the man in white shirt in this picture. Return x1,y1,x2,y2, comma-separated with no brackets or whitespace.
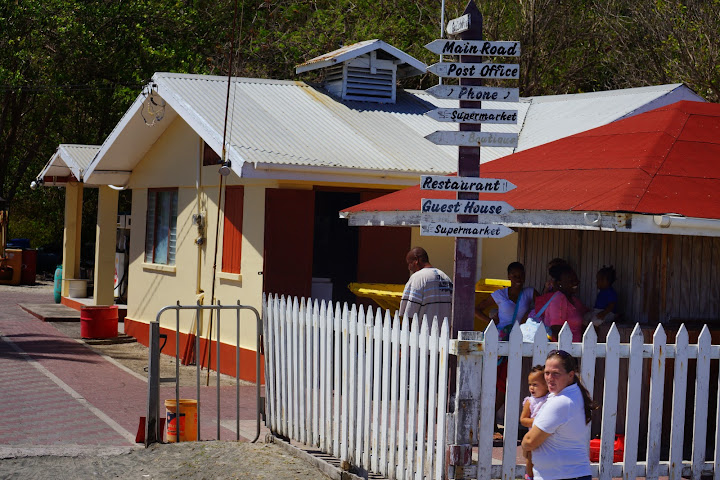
398,247,453,323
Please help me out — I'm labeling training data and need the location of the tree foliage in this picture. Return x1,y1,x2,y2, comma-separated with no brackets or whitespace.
1,0,718,249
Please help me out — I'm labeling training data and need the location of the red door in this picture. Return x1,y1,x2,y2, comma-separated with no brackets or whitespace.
263,189,315,298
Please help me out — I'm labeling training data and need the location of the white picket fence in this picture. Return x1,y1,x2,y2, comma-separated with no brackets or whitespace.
450,320,720,479
264,292,720,479
263,294,451,480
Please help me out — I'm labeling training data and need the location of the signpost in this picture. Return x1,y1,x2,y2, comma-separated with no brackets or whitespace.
427,3,520,477
421,199,514,215
425,39,520,56
421,222,514,238
427,62,519,79
422,1,520,341
446,14,470,35
425,108,518,124
425,84,519,102
421,175,516,193
425,131,518,147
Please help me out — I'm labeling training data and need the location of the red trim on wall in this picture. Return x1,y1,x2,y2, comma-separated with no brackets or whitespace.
124,316,265,383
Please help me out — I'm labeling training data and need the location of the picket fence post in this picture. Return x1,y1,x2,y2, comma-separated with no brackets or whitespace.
669,325,689,480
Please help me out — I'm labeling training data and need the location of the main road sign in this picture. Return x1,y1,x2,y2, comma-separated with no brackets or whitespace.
425,40,520,57
426,108,518,124
421,175,516,193
425,85,519,102
425,131,518,148
421,222,514,238
421,199,514,215
428,62,519,79
446,14,470,35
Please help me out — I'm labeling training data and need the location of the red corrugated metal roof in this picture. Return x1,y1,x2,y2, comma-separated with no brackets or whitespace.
343,100,720,219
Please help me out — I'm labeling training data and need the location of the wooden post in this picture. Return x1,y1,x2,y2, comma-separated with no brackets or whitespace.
451,0,483,338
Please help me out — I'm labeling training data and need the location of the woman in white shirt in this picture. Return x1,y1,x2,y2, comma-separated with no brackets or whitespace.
475,262,538,443
475,262,537,339
521,350,598,480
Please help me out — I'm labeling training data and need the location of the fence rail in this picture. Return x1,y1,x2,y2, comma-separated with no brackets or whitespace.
263,294,450,480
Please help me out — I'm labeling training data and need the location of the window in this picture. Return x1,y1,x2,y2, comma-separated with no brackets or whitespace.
145,189,178,265
221,186,244,274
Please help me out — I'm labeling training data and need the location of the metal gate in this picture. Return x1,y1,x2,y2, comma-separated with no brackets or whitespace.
145,301,262,446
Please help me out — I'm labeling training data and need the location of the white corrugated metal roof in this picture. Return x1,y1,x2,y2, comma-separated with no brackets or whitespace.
82,70,704,186
38,144,100,184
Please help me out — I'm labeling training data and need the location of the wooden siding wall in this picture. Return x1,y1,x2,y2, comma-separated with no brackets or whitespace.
517,229,720,324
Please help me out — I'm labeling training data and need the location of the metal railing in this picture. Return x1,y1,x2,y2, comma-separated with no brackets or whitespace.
145,301,262,446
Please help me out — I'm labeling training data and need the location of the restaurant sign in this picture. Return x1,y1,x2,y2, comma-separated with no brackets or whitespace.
421,175,517,194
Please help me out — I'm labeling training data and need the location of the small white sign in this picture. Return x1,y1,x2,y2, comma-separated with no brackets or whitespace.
426,40,520,57
427,62,520,79
425,85,519,102
446,14,470,35
421,199,514,215
426,108,518,124
425,131,519,148
421,221,514,238
421,175,516,193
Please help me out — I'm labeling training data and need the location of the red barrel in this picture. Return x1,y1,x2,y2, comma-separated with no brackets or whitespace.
80,305,119,339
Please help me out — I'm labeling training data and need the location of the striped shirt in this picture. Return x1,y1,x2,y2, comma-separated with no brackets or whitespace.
399,267,453,323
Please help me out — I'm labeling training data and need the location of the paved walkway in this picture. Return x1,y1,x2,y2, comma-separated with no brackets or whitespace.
0,286,265,456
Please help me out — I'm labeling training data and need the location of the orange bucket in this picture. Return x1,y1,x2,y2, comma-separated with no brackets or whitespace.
165,399,198,442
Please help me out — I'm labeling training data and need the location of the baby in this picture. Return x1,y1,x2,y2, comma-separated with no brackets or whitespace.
520,365,549,480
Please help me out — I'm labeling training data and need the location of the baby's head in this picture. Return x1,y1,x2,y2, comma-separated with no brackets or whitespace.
528,365,548,398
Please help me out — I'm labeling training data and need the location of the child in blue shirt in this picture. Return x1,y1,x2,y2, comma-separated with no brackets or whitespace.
586,265,617,327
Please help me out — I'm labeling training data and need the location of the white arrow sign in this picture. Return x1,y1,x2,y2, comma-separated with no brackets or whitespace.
426,108,518,124
421,199,515,215
426,40,521,57
428,62,519,79
425,131,519,148
421,175,517,193
421,222,515,238
446,14,470,35
426,85,519,102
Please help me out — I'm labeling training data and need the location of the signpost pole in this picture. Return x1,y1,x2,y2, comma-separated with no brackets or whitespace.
451,1,483,339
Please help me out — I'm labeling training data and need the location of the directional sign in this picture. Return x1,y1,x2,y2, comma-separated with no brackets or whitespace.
425,131,518,148
421,222,515,238
428,62,519,79
446,14,470,35
421,175,516,194
426,40,520,57
421,199,514,215
426,85,519,102
426,108,518,124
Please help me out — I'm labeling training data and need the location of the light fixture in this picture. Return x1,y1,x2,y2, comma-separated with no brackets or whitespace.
140,83,166,127
30,178,44,190
218,160,232,176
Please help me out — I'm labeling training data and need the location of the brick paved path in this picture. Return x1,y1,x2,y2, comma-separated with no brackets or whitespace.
0,286,265,453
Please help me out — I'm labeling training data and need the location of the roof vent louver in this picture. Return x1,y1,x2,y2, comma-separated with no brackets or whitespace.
295,40,427,105
324,54,396,103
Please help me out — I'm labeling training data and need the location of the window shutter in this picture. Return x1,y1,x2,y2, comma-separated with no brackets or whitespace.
222,186,244,274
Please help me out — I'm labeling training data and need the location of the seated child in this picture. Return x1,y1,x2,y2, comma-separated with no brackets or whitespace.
520,365,549,480
585,265,618,327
